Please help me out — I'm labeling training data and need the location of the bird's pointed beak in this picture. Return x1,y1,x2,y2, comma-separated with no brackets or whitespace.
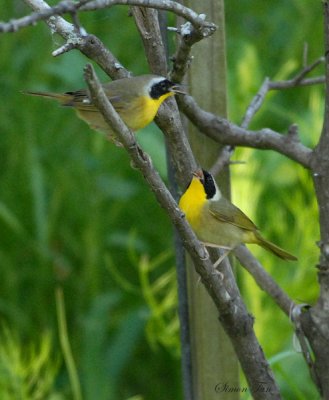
192,169,204,180
170,83,188,95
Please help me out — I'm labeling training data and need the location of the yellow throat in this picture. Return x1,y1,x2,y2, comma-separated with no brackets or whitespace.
179,176,207,229
128,91,174,131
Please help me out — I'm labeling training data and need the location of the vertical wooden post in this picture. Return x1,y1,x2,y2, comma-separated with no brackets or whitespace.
182,1,240,398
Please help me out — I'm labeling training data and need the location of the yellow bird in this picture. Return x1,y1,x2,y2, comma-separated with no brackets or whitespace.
25,74,184,142
179,169,297,263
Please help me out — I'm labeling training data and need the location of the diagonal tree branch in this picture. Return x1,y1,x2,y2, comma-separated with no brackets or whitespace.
17,0,215,83
178,94,313,168
169,16,209,83
130,5,197,184
84,63,283,399
131,6,168,75
130,8,193,398
241,57,324,129
178,57,323,171
23,0,128,79
297,1,329,397
1,0,88,33
234,246,295,316
1,0,216,37
82,0,217,35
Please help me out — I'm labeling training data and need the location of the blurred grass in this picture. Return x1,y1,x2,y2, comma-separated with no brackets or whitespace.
0,327,61,399
0,0,324,398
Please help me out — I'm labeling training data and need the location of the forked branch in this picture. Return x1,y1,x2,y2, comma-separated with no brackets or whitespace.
1,0,216,37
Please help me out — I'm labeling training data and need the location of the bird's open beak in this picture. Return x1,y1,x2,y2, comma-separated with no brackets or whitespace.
170,83,188,95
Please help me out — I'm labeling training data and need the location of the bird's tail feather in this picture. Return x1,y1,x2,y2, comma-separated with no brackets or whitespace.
255,233,297,261
23,91,73,105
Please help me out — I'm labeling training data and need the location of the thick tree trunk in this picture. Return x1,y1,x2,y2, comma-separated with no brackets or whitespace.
300,2,329,397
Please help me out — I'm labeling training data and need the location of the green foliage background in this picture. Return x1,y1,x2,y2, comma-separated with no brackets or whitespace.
0,1,323,399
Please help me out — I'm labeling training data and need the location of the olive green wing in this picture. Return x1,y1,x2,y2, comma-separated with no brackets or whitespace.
63,86,128,112
102,82,143,113
209,197,258,231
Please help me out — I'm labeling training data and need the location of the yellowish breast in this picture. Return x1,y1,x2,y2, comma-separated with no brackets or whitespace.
123,93,174,131
179,178,207,230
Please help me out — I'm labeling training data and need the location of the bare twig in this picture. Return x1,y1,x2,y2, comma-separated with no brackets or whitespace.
290,304,319,386
131,6,168,76
23,0,128,79
1,0,216,37
130,5,197,185
241,57,324,129
1,0,89,33
209,145,234,177
269,76,325,90
178,94,313,168
216,57,324,183
296,2,329,397
169,17,207,83
82,0,217,36
234,246,295,316
241,77,270,129
5,0,216,86
287,56,325,84
11,0,215,85
52,41,77,57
